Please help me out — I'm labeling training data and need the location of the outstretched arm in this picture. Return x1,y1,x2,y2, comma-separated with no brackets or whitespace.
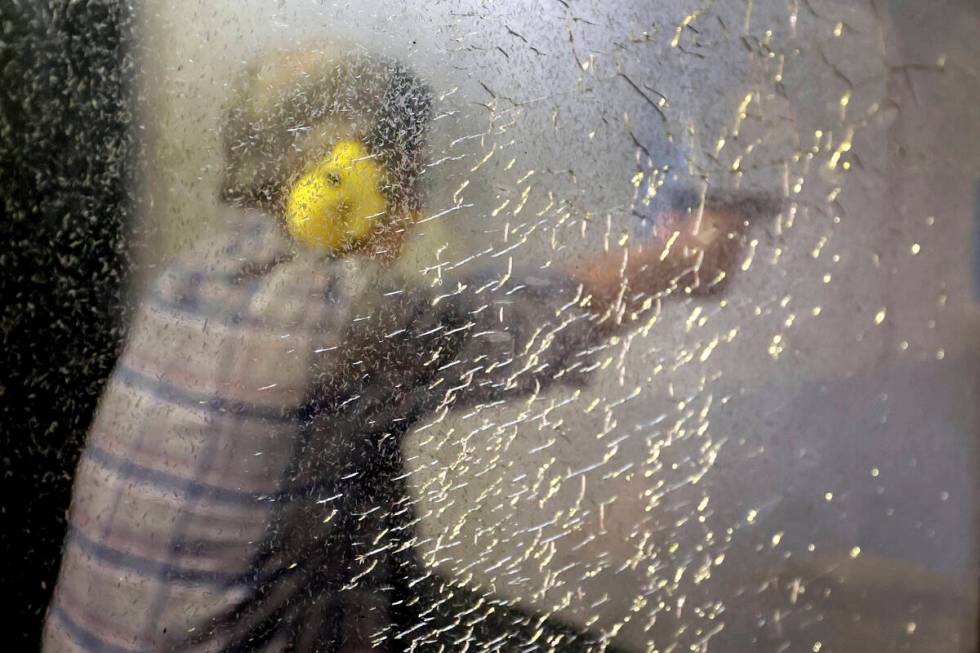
305,197,766,419
360,203,760,411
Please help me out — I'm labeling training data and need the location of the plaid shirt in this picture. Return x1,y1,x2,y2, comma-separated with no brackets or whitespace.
43,209,603,653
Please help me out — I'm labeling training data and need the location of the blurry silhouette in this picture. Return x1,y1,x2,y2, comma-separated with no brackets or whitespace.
43,47,767,653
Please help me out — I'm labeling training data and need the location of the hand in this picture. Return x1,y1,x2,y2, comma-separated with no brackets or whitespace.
570,207,751,321
670,208,747,295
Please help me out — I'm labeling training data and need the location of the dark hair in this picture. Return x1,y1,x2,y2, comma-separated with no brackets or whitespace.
367,61,432,214
221,49,432,215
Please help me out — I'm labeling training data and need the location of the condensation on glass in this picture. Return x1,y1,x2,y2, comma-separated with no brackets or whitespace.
41,2,980,653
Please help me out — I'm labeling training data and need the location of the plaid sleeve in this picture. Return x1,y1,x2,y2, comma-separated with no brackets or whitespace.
443,268,606,405
41,215,367,653
332,265,605,424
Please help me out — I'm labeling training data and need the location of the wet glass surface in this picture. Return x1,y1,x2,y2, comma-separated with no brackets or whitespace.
3,1,978,651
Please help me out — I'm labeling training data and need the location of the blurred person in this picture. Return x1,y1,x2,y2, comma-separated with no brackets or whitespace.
42,46,760,653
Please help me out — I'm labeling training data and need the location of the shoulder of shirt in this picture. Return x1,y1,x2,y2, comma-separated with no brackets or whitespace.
143,208,287,309
147,206,386,313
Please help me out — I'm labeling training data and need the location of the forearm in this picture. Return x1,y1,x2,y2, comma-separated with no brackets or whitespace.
568,209,747,329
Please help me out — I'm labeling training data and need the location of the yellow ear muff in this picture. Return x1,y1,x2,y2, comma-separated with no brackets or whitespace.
285,140,388,251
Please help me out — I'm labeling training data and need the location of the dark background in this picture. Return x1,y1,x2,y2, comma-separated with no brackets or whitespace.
1,0,135,647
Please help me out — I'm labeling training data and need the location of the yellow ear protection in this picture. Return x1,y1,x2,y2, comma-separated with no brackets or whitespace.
285,140,388,251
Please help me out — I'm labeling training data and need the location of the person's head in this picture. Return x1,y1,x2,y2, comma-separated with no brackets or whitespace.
221,46,432,256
